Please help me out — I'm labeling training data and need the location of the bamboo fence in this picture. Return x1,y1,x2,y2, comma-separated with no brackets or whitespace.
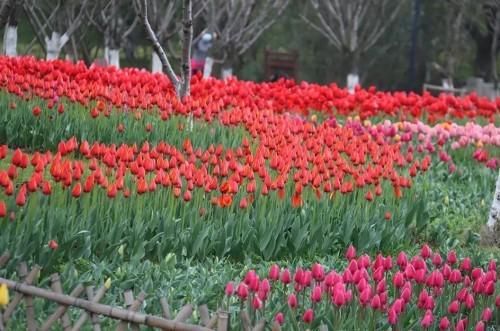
0,251,229,331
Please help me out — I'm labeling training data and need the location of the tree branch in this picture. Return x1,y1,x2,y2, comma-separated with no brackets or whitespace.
136,0,180,94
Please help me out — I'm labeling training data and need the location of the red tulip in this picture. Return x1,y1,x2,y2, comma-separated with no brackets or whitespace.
0,201,6,218
71,183,82,198
48,240,58,250
32,106,41,116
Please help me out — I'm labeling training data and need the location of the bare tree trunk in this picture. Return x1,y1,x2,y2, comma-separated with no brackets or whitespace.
180,0,193,97
487,170,500,231
0,0,15,28
105,48,120,68
45,32,69,60
492,9,500,92
347,51,360,93
203,57,214,77
2,24,17,56
2,0,17,56
151,51,162,73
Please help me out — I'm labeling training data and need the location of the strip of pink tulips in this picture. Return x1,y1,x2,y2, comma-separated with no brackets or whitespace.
225,245,499,330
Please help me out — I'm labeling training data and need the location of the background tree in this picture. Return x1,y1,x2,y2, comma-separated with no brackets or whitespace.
22,0,89,60
134,0,193,98
486,0,500,90
302,0,405,92
86,0,137,68
1,0,19,56
133,0,206,73
200,0,290,78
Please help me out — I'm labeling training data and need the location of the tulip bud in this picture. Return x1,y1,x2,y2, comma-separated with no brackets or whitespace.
370,294,381,310
439,316,450,330
302,308,314,324
447,250,457,265
252,295,262,310
488,259,496,272
311,285,322,303
281,268,291,285
48,240,58,250
460,257,471,272
455,318,467,331
393,271,405,288
432,253,442,267
471,268,483,280
465,293,475,310
346,244,356,260
312,263,325,281
269,264,280,281
237,283,248,300
448,300,460,314
287,293,297,309
421,244,432,259
225,282,234,296
274,312,284,325
387,307,398,325
420,310,433,328
474,321,485,331
481,307,492,322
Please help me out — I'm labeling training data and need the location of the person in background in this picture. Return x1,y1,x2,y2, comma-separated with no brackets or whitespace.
191,32,213,76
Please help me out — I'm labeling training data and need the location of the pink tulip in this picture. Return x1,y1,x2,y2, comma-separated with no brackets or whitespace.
420,244,432,259
287,293,297,309
281,268,291,285
268,264,280,281
311,285,322,303
225,282,234,296
474,321,485,331
481,307,492,322
274,312,284,325
420,310,434,328
448,300,460,314
237,283,248,300
302,309,314,324
345,244,356,260
447,250,457,265
439,316,450,330
312,263,325,281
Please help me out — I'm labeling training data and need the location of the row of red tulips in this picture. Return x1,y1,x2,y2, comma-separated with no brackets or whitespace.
1,56,500,122
225,245,499,330
0,127,423,215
